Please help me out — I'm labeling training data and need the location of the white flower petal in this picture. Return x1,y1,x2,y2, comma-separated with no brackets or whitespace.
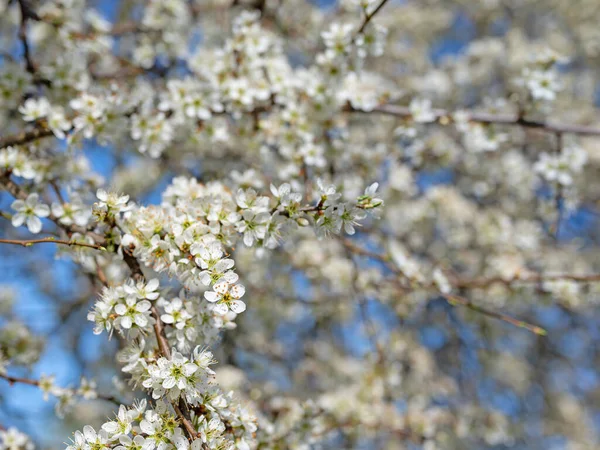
27,216,42,234
229,300,246,314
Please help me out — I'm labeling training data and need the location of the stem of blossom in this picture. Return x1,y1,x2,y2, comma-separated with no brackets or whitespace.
150,304,172,359
50,181,66,204
0,237,105,251
121,248,174,358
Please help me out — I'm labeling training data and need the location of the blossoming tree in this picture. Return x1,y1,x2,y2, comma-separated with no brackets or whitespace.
1,0,600,449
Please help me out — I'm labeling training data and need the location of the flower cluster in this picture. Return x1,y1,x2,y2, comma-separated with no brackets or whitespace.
88,279,159,336
0,428,34,450
67,396,255,450
0,321,44,371
517,49,566,106
142,347,216,404
534,144,588,187
19,97,71,139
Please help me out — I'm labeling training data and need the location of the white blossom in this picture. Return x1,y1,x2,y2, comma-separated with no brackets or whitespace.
11,194,50,234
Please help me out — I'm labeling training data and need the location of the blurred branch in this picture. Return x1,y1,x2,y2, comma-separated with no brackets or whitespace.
444,294,547,335
0,126,54,149
453,272,600,288
0,372,121,405
341,239,548,335
355,0,391,36
360,104,600,137
17,0,40,74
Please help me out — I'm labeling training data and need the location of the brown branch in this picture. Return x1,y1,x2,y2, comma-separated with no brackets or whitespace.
453,272,600,289
346,233,598,331
174,401,199,440
341,239,547,335
150,304,172,359
0,237,105,250
0,125,54,149
443,294,546,335
16,0,52,86
355,0,391,36
362,104,600,137
0,373,38,387
551,132,564,239
0,372,121,405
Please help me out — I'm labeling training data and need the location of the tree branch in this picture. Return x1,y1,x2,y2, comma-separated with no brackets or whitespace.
0,126,54,149
0,237,105,251
443,294,546,335
362,104,600,137
341,239,548,335
0,372,121,405
355,0,391,36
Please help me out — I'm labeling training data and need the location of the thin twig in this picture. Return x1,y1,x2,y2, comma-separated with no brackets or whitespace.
355,0,390,36
174,401,199,439
453,272,600,289
362,104,600,137
341,239,548,335
0,372,121,405
0,237,105,250
443,294,546,335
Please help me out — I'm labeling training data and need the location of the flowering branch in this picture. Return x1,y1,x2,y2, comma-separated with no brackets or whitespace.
0,2,598,448
120,246,201,444
0,173,103,241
